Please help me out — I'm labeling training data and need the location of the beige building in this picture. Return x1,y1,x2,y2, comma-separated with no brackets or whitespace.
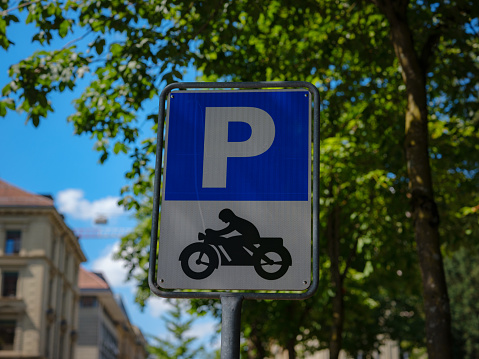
0,179,87,358
76,267,147,359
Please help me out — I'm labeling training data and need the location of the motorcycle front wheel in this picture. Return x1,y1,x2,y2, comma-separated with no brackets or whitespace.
253,246,291,280
179,243,219,280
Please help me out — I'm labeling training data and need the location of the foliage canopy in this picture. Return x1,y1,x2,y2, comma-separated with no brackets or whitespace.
1,0,479,357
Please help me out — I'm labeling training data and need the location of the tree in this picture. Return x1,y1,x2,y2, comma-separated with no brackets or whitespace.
444,247,479,358
366,2,478,356
2,1,478,358
148,299,207,359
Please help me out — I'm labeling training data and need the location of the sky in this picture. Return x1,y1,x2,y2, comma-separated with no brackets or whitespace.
0,110,218,349
0,12,217,352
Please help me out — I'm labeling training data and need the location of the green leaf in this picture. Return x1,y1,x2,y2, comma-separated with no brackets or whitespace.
94,38,105,55
100,152,108,163
59,19,70,38
113,142,127,154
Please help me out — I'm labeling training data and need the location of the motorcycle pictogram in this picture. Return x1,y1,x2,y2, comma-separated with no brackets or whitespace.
179,209,292,280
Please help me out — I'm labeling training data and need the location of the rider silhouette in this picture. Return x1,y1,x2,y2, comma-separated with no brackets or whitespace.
204,209,259,253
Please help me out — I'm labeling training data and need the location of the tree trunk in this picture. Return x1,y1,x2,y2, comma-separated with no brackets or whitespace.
327,205,343,359
248,325,267,359
374,1,453,357
286,338,296,359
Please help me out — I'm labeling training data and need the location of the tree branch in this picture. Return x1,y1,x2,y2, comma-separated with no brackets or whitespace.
1,0,42,16
340,235,359,281
189,0,225,42
419,31,441,73
370,0,409,25
62,30,93,49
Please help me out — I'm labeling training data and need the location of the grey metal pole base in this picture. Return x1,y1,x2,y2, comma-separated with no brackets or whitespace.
221,294,244,359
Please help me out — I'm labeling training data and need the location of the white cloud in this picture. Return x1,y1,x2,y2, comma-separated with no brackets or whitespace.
91,243,172,317
148,297,173,317
56,188,125,221
91,243,135,288
186,320,218,342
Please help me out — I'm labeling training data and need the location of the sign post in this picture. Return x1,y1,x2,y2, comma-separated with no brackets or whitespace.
148,82,319,358
221,295,243,359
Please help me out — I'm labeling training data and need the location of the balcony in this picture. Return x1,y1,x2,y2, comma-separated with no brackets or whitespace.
0,297,26,314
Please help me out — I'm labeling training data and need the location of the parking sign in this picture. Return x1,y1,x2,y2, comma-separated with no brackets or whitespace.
158,89,311,290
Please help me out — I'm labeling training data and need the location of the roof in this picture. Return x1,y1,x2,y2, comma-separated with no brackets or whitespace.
114,293,130,321
0,178,54,207
0,179,87,263
78,267,110,290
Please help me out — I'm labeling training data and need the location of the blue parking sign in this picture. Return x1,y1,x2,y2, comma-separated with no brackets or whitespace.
164,90,310,201
159,89,312,291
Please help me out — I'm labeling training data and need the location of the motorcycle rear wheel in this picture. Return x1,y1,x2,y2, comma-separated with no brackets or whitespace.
253,246,290,280
180,243,218,280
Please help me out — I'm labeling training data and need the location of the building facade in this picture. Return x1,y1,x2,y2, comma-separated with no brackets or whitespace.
0,179,87,358
272,340,401,359
76,267,147,359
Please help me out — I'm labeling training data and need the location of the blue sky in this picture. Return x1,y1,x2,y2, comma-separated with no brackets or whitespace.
0,14,217,351
0,107,220,348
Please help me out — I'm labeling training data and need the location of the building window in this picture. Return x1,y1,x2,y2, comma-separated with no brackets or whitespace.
48,278,54,307
0,320,15,350
62,291,67,317
100,324,119,359
79,296,98,308
45,325,51,357
59,334,65,358
5,231,21,255
51,239,56,263
2,273,19,297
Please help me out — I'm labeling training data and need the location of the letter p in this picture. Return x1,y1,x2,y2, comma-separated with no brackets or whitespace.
202,107,275,188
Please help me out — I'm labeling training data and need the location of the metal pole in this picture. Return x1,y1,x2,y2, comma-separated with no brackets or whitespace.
221,294,244,359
